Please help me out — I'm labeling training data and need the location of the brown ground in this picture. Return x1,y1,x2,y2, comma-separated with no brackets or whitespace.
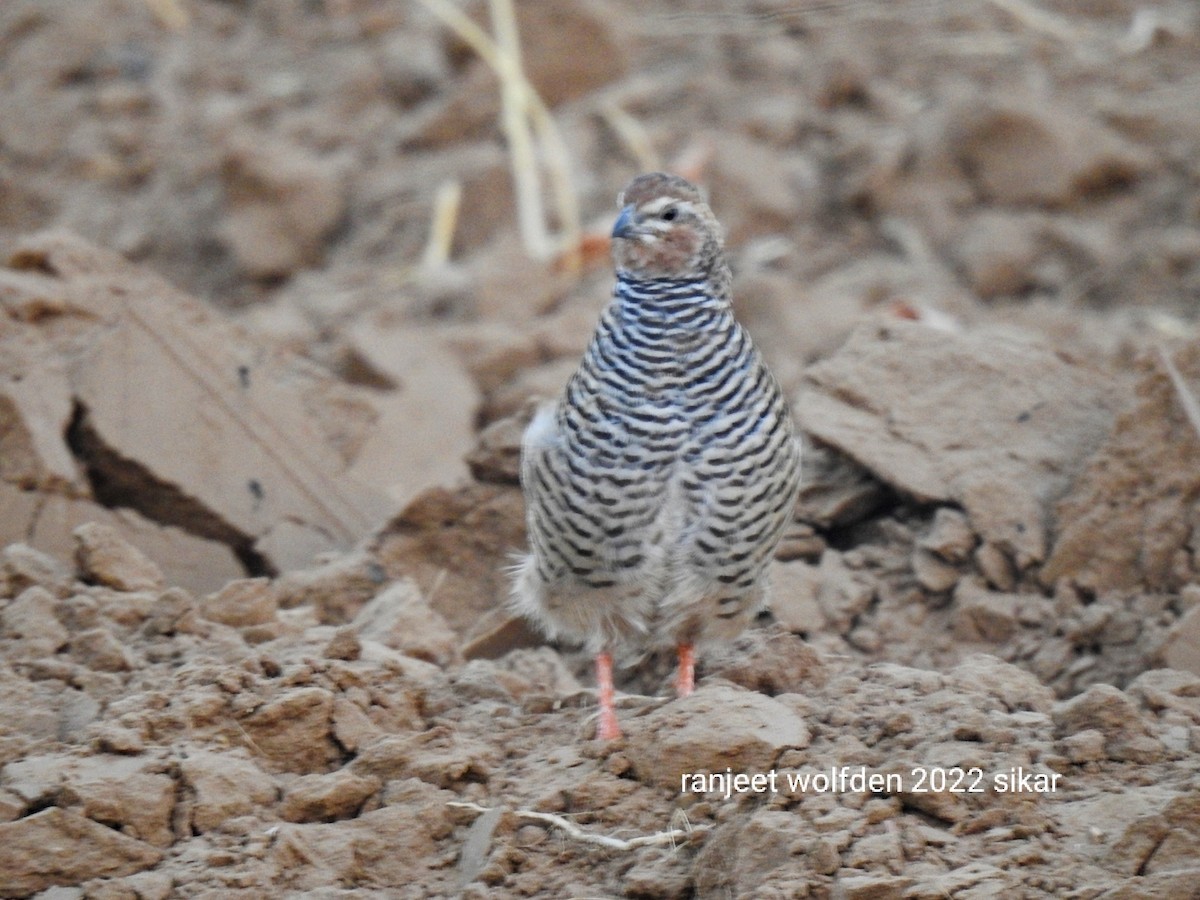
3,0,1200,897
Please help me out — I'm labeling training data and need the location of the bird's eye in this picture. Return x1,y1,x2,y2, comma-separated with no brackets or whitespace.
661,208,678,221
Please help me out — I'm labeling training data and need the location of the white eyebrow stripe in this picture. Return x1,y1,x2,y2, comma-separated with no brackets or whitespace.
640,197,697,216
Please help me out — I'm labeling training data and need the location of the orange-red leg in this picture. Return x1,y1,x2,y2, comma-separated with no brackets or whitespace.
675,642,695,697
595,651,622,740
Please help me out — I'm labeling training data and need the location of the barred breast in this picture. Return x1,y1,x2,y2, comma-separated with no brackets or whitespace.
513,271,801,654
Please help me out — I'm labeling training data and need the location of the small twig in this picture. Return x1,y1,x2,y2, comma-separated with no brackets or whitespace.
489,0,546,259
1156,344,1200,443
420,180,462,272
448,801,709,851
986,0,1087,43
413,0,581,270
600,103,662,173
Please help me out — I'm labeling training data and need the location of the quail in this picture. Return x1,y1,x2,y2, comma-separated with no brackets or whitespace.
512,172,802,739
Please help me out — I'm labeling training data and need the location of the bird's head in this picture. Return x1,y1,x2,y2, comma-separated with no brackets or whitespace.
610,173,724,281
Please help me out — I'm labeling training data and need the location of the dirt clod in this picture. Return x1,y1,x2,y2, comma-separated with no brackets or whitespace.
2,0,1200,896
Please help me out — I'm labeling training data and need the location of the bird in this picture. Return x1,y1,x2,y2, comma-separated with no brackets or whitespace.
511,172,802,740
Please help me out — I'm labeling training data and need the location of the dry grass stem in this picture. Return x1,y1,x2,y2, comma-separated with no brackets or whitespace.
448,801,709,851
1156,344,1200,443
600,103,662,173
413,0,581,271
420,180,463,272
986,0,1088,44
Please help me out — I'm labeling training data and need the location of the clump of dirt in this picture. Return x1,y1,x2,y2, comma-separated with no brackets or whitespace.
3,0,1200,896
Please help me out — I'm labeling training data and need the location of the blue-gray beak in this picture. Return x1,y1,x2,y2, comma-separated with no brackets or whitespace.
611,204,637,239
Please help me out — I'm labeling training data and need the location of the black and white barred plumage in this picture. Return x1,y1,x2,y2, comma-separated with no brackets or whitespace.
512,173,801,701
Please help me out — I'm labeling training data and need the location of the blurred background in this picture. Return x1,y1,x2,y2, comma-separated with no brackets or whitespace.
5,0,1198,350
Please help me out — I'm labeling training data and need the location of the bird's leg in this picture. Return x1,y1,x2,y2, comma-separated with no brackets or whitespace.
675,642,695,697
595,650,622,740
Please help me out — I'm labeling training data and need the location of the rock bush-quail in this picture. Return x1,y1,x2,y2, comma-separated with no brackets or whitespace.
512,172,802,739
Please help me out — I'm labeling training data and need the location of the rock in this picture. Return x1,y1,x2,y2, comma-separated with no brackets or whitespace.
1059,729,1106,764
1126,669,1200,721
799,322,1118,571
459,610,546,661
4,489,243,597
69,627,133,672
1093,788,1200,876
693,810,815,896
340,321,478,512
834,872,913,899
0,807,162,897
733,270,855,386
917,509,976,564
815,550,875,634
351,730,496,788
279,770,380,823
911,548,959,594
947,654,1054,714
271,786,453,890
55,755,176,847
627,685,810,790
465,412,525,485
1044,346,1200,593
1094,869,1200,899
241,687,339,774
1,586,69,655
323,627,362,662
951,581,1021,643
371,483,526,646
179,750,277,833
973,541,1017,592
330,697,382,753
843,829,904,870
3,232,390,585
1,543,74,600
1131,789,1200,874
704,628,827,697
768,560,827,634
0,316,79,495
73,522,164,593
949,97,1152,206
621,853,692,899
351,579,458,666
275,550,384,618
199,577,279,628
1052,684,1163,763
217,134,345,280
796,443,889,531
492,647,583,698
403,65,503,149
0,790,22,823
377,29,449,108
58,689,101,741
0,669,67,745
951,210,1044,298
903,863,1008,897
116,871,173,900
1155,603,1200,676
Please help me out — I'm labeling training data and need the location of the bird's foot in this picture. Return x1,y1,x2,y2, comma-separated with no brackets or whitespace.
675,642,695,697
596,705,623,741
595,650,623,741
